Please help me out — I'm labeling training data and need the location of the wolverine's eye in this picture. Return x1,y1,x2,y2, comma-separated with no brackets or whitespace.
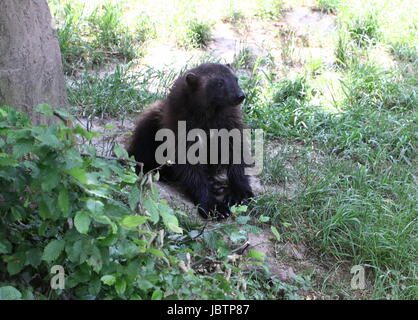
217,80,224,87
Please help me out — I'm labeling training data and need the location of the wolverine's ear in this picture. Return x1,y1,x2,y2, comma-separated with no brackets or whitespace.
225,63,233,70
185,72,199,88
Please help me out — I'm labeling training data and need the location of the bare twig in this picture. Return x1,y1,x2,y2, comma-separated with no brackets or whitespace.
191,256,223,269
231,242,250,255
193,222,208,239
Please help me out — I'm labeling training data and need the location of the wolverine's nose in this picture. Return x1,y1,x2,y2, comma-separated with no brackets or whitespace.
235,93,246,104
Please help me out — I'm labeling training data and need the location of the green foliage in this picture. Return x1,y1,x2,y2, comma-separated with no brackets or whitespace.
0,106,304,299
46,0,418,300
88,3,137,61
55,3,91,74
346,12,380,47
51,2,153,75
316,0,339,14
68,64,177,118
389,42,418,63
255,0,284,19
342,61,417,111
0,286,22,300
233,46,256,70
180,19,213,48
223,8,246,25
335,28,355,69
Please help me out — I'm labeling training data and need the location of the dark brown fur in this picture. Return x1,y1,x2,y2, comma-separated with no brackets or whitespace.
127,63,253,219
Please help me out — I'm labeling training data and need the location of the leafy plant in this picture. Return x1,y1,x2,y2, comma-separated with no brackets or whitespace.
181,19,213,48
256,0,284,19
0,106,302,299
316,0,339,14
347,12,380,46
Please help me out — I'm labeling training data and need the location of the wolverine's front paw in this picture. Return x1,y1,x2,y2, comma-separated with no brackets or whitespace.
214,202,231,220
197,202,231,220
227,188,254,206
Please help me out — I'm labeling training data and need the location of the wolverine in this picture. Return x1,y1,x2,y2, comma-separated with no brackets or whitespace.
127,63,254,219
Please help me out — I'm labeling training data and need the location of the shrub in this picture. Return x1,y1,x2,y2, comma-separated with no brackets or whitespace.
0,105,299,299
88,3,137,61
256,0,284,19
316,0,339,14
347,12,380,46
181,19,213,48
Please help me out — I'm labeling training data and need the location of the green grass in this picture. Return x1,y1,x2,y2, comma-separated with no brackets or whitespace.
50,1,153,74
255,0,284,19
389,42,418,63
68,64,178,118
316,0,340,14
87,3,137,60
178,19,213,48
247,59,417,298
55,3,91,74
347,12,380,46
233,46,257,70
223,8,246,25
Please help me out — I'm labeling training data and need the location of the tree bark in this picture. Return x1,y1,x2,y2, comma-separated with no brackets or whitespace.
0,0,68,126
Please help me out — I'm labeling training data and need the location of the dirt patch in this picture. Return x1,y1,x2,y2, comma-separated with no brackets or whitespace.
248,230,298,282
284,6,336,38
141,41,205,71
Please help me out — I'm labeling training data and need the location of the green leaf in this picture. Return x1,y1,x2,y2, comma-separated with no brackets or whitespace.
66,240,84,263
6,252,26,275
121,215,149,229
230,230,247,242
259,215,270,223
93,215,118,234
38,200,52,219
113,145,129,159
236,215,251,224
271,225,281,242
34,131,62,149
86,245,103,273
26,248,42,267
0,286,22,300
137,279,154,291
35,103,54,117
58,189,70,214
41,170,60,192
143,198,159,223
74,211,91,234
0,153,17,167
54,108,75,122
115,279,126,296
101,275,116,286
86,199,104,215
159,203,182,234
66,167,87,184
147,248,164,258
0,239,12,254
151,289,163,300
73,125,99,140
12,140,35,158
128,185,140,210
231,205,248,215
42,239,65,262
247,249,265,261
166,222,183,234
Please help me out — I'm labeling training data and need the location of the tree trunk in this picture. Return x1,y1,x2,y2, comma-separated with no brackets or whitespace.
0,0,68,126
